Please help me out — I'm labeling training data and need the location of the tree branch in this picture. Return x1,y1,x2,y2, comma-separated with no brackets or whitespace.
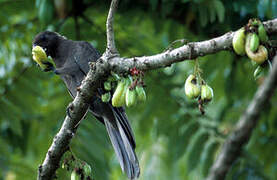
107,19,277,72
37,59,109,180
206,56,277,180
106,0,119,54
37,11,277,179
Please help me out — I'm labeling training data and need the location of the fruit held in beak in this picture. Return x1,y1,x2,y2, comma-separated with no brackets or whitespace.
32,45,54,71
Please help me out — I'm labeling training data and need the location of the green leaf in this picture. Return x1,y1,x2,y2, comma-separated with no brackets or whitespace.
186,128,210,171
199,6,208,27
213,0,225,22
208,2,216,23
200,139,220,177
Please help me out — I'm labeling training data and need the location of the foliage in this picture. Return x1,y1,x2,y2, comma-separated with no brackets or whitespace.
0,0,277,180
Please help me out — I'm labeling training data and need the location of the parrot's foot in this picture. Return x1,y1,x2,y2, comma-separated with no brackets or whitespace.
42,62,55,72
53,68,60,75
66,103,74,119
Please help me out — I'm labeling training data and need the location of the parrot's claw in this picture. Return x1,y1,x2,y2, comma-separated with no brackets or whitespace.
42,62,55,72
66,106,73,119
53,68,61,74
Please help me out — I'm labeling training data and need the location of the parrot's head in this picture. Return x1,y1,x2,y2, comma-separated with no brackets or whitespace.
33,31,63,58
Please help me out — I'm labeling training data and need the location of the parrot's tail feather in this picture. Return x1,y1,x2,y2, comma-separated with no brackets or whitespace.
104,118,140,180
112,107,136,148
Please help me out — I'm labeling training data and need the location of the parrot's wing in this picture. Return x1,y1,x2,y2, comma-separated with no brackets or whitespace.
72,41,140,179
74,41,101,75
60,74,78,98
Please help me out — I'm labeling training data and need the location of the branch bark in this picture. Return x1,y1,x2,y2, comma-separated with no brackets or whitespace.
107,19,277,72
206,56,277,180
106,0,119,54
37,3,277,178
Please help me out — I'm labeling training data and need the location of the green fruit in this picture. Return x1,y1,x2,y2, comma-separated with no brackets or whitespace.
126,88,137,107
32,46,47,62
135,86,146,102
249,33,259,52
201,85,213,102
71,171,80,180
32,45,54,71
112,78,129,107
232,28,246,55
104,81,111,91
245,34,268,64
83,164,92,177
184,75,200,99
119,78,130,106
101,92,111,103
258,24,268,43
112,79,125,107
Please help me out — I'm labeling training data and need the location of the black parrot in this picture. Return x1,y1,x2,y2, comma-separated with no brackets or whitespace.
33,31,140,179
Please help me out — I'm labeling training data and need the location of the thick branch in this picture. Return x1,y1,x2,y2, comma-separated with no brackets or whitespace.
37,17,277,179
37,59,109,180
206,56,277,180
106,19,277,72
106,0,119,54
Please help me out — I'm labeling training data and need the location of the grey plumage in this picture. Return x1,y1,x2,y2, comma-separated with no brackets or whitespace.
33,31,140,179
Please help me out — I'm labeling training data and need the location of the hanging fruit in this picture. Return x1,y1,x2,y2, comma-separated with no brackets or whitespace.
184,74,200,99
249,33,259,52
126,88,137,107
135,85,146,103
258,23,268,43
245,33,268,64
232,28,246,55
200,85,214,102
112,78,126,107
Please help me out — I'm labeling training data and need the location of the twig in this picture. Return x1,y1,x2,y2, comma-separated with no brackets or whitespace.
106,0,119,54
206,56,277,180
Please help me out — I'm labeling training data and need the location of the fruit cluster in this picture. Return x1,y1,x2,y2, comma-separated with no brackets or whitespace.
61,151,92,180
232,19,270,79
184,58,214,115
185,75,213,102
101,69,146,107
32,45,54,71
